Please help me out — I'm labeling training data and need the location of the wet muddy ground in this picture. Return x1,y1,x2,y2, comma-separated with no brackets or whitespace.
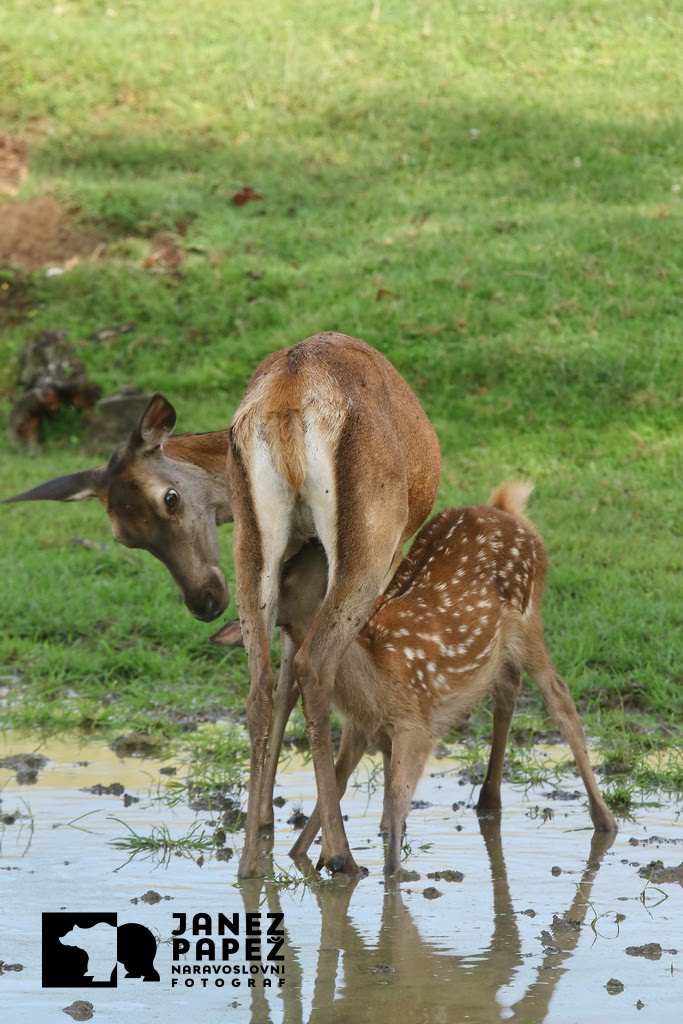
0,733,681,1023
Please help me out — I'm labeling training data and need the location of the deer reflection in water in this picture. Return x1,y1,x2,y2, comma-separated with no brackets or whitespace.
236,818,615,1024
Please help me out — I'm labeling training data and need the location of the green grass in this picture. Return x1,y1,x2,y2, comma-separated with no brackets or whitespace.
0,1,681,780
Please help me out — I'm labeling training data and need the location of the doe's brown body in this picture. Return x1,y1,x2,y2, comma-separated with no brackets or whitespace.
226,332,441,877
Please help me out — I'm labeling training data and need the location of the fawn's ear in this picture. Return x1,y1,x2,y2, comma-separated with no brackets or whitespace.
210,620,244,648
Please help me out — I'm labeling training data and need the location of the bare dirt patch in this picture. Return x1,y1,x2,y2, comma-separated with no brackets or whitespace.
0,196,100,270
0,134,29,196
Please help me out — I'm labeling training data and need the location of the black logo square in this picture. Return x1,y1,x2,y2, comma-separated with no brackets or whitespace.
42,913,160,987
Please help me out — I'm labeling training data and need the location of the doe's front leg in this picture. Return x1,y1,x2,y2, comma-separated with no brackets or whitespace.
258,631,299,830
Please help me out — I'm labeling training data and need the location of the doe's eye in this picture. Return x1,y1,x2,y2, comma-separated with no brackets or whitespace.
164,488,180,513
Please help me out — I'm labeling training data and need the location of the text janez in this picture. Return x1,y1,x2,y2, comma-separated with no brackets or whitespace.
171,913,285,989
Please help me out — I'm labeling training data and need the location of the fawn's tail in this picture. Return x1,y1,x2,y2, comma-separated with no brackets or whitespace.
488,479,535,519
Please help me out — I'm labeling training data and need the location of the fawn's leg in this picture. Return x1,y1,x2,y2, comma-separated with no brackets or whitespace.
294,462,407,874
290,724,367,860
477,663,522,812
525,642,617,832
379,750,392,832
258,631,299,829
384,729,432,874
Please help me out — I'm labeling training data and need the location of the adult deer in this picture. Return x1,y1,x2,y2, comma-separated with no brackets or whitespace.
216,480,616,874
5,397,233,622
225,332,441,877
5,332,441,877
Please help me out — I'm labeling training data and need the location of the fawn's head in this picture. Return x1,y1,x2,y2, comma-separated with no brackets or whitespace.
4,395,230,622
276,540,329,643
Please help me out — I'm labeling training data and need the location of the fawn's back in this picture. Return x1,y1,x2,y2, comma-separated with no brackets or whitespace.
340,494,547,735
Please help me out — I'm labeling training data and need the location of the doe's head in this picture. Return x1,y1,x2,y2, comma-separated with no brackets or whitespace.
4,394,229,622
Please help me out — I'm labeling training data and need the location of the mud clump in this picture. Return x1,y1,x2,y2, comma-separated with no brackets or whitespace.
63,1001,94,1021
130,890,172,906
0,266,35,328
0,960,24,974
625,943,677,960
0,752,48,784
605,978,624,995
629,835,683,847
0,134,29,196
287,808,309,829
83,783,125,797
110,733,162,758
427,870,464,883
638,860,683,886
423,886,443,900
394,869,421,882
0,196,100,270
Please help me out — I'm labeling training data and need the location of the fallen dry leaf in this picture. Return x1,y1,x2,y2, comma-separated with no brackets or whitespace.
232,186,263,206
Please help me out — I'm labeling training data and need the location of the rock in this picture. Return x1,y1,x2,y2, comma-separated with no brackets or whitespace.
272,796,287,808
605,979,624,995
86,386,151,447
551,866,562,876
7,332,101,446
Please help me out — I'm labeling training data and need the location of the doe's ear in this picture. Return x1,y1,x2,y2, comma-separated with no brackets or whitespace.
134,394,177,451
209,620,244,648
3,467,105,504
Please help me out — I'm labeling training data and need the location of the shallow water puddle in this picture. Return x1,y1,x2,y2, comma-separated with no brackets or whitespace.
0,733,681,1023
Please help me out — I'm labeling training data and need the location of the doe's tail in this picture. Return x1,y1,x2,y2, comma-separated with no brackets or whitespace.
263,410,306,496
